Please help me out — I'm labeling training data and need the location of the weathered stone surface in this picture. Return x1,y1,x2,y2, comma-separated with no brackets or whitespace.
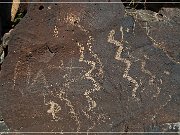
0,1,180,133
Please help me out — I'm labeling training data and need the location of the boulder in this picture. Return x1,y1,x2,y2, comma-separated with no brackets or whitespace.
0,0,179,132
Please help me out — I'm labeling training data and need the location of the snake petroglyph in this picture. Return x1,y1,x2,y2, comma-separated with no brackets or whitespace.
107,27,139,100
77,36,103,111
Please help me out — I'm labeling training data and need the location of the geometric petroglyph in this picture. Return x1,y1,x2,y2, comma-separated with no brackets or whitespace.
77,36,103,111
107,27,139,101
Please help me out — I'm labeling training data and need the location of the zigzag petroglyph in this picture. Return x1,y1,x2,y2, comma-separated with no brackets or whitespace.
107,27,139,100
77,36,103,111
87,36,104,78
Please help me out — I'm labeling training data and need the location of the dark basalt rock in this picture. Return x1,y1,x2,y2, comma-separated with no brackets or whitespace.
0,0,179,133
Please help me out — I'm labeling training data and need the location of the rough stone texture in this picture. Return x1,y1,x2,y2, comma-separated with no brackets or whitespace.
0,1,180,133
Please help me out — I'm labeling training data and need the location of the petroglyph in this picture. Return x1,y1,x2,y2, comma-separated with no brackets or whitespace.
77,36,103,111
25,69,50,94
48,59,84,89
149,36,180,64
43,88,80,130
141,55,161,98
65,13,89,33
29,69,49,89
126,10,180,64
48,60,83,71
53,26,58,38
26,63,31,86
63,59,84,89
57,91,80,131
87,36,104,78
46,100,61,121
162,95,172,108
107,27,139,100
13,61,21,91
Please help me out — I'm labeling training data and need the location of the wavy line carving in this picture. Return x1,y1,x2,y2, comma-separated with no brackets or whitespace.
107,27,139,100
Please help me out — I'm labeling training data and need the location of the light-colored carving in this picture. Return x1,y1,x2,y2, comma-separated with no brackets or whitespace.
77,36,103,111
28,69,49,90
13,60,21,91
48,59,84,89
53,25,59,38
126,9,180,64
88,36,104,78
141,56,161,98
65,13,89,33
107,27,139,100
57,91,80,131
46,100,61,121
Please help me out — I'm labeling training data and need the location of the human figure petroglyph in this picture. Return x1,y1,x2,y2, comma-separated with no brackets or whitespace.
46,100,61,121
43,90,81,131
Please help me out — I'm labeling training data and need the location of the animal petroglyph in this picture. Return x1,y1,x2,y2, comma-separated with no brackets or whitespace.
141,55,161,98
46,100,61,121
77,36,103,111
107,27,139,100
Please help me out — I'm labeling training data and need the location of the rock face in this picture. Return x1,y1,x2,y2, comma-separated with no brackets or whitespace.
0,1,180,133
